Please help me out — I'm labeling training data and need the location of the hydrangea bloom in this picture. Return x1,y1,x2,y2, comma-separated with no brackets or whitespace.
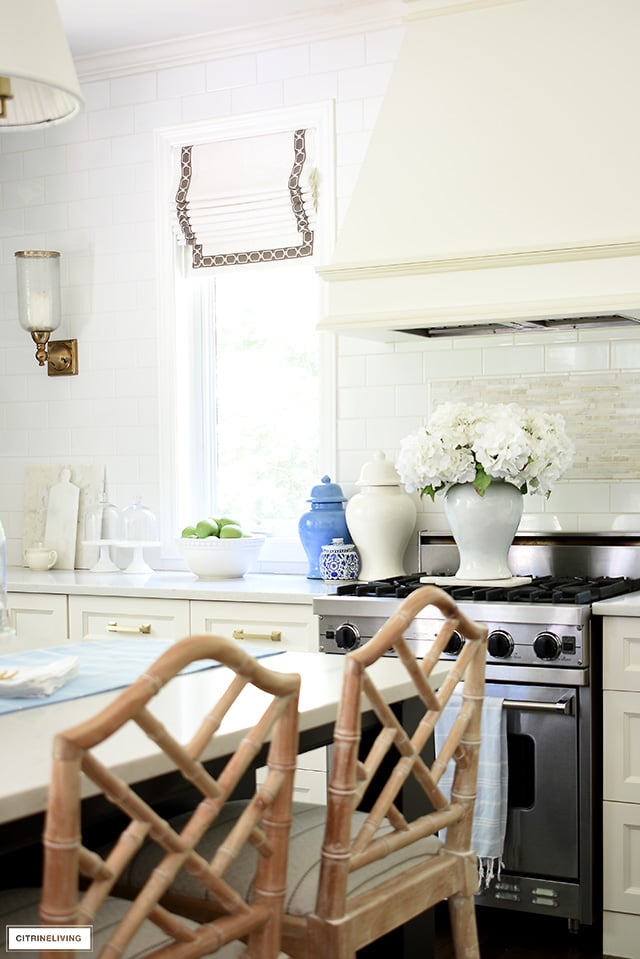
395,402,574,499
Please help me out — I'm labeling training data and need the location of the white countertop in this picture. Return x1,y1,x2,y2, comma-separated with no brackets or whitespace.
0,649,448,825
592,592,640,616
6,568,333,604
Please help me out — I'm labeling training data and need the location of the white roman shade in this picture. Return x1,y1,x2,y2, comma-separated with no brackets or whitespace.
174,128,317,268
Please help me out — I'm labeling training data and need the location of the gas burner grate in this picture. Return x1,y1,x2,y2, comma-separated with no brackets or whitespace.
335,573,640,604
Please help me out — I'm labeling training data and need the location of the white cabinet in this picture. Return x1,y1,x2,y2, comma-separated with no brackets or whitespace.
68,595,190,643
603,616,640,958
7,592,68,650
189,600,317,653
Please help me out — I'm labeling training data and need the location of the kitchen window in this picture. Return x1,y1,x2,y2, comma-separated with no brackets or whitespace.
156,105,336,568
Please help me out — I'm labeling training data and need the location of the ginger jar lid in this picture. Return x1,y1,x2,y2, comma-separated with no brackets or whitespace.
355,451,402,487
307,475,346,504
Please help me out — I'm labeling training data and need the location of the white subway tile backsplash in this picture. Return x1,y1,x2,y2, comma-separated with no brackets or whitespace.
2,178,46,209
46,172,89,204
88,106,136,140
365,416,407,453
482,344,545,375
66,139,113,171
206,54,257,90
111,72,157,106
70,427,117,457
337,417,366,449
134,99,183,132
23,203,69,233
545,341,609,372
610,484,640,513
367,351,422,386
339,385,395,419
611,338,640,368
546,483,610,513
258,44,309,81
157,64,206,99
111,133,155,165
423,347,482,379
338,61,394,100
231,81,284,114
335,100,364,133
338,353,366,386
395,384,429,418
310,35,365,73
283,71,338,105
22,147,67,178
80,81,111,112
181,91,232,122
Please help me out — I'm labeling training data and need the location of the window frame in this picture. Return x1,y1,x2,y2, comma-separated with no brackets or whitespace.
154,103,337,567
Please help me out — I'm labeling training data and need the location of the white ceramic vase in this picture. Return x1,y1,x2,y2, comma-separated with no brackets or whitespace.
443,480,523,580
346,451,417,581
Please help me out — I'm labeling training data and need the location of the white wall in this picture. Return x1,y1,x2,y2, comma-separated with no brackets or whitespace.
0,14,403,566
1,6,640,569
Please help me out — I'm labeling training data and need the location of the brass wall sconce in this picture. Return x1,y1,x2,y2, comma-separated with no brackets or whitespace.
15,250,78,376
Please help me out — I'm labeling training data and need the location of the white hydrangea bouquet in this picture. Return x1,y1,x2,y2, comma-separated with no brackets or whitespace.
395,401,574,500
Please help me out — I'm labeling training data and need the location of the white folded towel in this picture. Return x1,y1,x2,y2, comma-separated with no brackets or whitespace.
0,656,79,698
434,693,508,887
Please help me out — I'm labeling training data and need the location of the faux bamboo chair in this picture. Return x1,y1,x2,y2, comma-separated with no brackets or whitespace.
1,635,300,959
120,585,488,959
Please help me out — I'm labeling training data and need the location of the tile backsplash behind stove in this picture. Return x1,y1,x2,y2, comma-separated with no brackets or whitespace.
336,327,640,539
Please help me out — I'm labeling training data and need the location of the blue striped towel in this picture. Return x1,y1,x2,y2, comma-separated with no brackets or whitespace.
434,693,508,887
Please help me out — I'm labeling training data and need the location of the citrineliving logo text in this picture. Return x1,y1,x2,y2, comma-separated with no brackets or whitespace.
6,926,92,951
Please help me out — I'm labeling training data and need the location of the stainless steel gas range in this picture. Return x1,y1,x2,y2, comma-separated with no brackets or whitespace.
313,531,640,931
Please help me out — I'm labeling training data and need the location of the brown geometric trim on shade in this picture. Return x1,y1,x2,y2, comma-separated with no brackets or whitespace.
175,129,314,269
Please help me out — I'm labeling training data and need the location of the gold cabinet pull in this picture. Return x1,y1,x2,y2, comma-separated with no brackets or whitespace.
232,628,282,643
107,621,151,635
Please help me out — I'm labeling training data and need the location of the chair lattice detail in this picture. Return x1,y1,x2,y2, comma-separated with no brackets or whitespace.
39,635,300,959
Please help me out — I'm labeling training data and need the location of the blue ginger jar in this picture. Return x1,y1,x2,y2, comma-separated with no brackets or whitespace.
298,475,352,580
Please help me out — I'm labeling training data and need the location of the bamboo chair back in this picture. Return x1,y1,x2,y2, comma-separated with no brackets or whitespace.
39,635,300,959
290,584,488,959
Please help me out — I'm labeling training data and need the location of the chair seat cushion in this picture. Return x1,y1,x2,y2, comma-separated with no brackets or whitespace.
0,888,245,959
119,801,442,918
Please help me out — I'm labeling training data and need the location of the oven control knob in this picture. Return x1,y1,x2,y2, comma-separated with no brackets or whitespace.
533,631,562,661
444,630,464,655
335,623,360,650
488,629,514,659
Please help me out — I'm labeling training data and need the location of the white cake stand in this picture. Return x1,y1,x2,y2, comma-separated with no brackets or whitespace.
82,540,160,574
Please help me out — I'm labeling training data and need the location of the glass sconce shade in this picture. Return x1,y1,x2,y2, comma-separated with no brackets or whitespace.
15,250,61,333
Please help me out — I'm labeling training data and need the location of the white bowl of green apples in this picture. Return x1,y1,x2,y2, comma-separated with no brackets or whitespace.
178,518,265,579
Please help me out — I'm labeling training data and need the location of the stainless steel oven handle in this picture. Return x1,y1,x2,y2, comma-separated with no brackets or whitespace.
502,695,574,714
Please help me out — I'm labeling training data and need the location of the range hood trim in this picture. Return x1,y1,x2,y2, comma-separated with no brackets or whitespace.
316,238,640,283
317,291,640,339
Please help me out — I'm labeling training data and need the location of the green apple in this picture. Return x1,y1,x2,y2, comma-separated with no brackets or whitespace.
196,518,219,538
219,523,243,539
217,517,240,529
181,525,197,538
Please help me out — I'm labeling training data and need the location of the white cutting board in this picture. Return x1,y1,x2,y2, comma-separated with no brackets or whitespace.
44,468,80,569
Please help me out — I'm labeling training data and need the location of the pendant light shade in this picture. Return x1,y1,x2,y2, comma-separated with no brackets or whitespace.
0,0,83,130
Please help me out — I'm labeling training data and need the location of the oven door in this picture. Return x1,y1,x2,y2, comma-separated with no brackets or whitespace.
485,683,580,880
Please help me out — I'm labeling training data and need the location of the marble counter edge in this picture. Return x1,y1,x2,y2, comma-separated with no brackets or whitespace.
6,569,335,604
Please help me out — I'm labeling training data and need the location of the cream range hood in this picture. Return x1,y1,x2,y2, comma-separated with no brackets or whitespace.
317,0,640,339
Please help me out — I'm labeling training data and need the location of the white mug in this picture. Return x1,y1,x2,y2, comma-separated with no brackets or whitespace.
24,546,57,571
